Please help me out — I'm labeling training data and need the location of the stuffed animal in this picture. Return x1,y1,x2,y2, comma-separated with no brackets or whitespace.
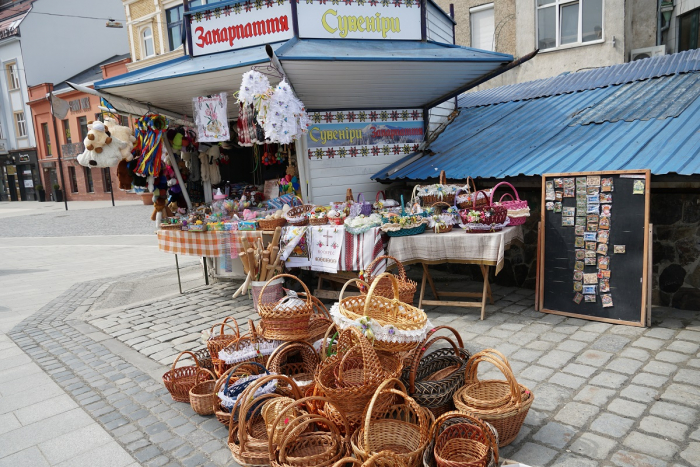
77,121,127,168
104,117,136,161
151,197,173,221
116,159,133,190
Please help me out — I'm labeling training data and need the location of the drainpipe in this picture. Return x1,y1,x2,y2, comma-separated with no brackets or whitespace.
657,0,673,46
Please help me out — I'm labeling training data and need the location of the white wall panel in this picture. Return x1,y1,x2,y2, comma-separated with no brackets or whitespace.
426,2,455,44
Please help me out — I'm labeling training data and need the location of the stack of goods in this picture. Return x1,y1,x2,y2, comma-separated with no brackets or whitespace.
258,274,315,341
205,318,240,377
359,255,417,305
232,228,283,302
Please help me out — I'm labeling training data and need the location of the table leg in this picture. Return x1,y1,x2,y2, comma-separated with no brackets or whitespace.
480,265,494,304
203,257,209,285
422,263,439,300
418,265,427,309
175,254,182,295
480,265,490,320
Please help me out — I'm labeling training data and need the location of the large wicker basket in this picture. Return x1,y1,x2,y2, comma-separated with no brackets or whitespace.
360,255,417,306
489,181,529,226
215,319,278,377
423,412,499,467
414,171,461,206
453,350,534,447
402,326,470,415
189,379,217,415
258,274,314,341
338,273,428,353
162,351,215,403
285,205,314,226
214,362,268,425
266,340,320,393
207,318,240,370
258,216,287,231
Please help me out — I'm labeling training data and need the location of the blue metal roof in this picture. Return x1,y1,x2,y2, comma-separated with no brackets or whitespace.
372,57,700,180
458,49,700,109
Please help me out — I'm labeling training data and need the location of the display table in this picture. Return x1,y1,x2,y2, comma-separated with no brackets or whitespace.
387,226,524,319
156,229,265,293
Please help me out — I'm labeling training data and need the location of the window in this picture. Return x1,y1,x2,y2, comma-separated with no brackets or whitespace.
62,119,71,144
78,116,88,140
14,111,26,137
41,123,51,156
5,62,19,90
68,166,79,193
679,8,700,53
166,6,184,51
84,167,94,193
470,4,495,51
141,26,155,58
536,0,603,50
102,168,112,192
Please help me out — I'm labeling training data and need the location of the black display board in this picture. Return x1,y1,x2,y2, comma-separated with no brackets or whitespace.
537,171,650,326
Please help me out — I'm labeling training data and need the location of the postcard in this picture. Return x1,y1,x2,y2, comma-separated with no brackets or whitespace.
583,285,597,295
601,205,612,217
601,270,611,279
583,273,598,284
585,250,596,258
574,270,583,281
584,257,597,265
575,237,585,248
599,193,613,203
598,256,610,270
554,178,563,188
586,241,597,251
576,177,587,187
587,214,599,224
574,292,584,304
545,191,555,201
563,207,576,217
575,260,584,270
555,191,563,201
587,176,601,187
584,294,597,303
601,177,614,192
545,201,554,211
587,186,600,195
614,245,626,254
597,243,609,255
600,278,610,293
598,230,609,243
564,187,575,198
574,281,583,292
564,178,575,189
633,180,645,195
563,217,575,226
587,223,599,232
599,217,610,229
584,232,597,241
587,194,600,205
575,225,585,236
587,204,600,215
576,217,586,226
554,202,562,213
601,294,613,307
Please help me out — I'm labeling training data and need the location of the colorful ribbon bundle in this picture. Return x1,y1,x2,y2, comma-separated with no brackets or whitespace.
133,114,169,177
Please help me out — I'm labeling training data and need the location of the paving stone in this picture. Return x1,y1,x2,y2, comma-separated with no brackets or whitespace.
511,442,558,466
623,432,679,460
611,450,668,467
645,328,677,340
576,350,613,367
539,350,576,369
656,351,689,364
589,371,629,389
550,372,586,390
674,368,700,384
606,357,644,375
676,330,700,342
555,402,599,427
681,443,700,466
531,383,573,412
661,383,700,408
574,386,616,406
511,349,544,363
639,415,688,441
570,330,598,342
133,445,162,463
563,363,597,378
667,340,699,354
608,399,647,418
590,412,634,437
551,454,599,467
557,340,588,353
532,421,577,449
620,384,658,403
619,347,651,361
649,401,698,424
644,361,678,376
633,337,666,351
590,335,631,353
569,432,617,459
630,372,668,387
520,365,554,381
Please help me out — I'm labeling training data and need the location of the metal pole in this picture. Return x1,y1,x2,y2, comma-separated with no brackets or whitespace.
162,137,192,211
175,254,182,294
108,168,115,206
51,113,68,211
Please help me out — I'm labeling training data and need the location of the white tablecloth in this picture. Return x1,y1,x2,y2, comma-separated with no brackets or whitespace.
386,226,523,274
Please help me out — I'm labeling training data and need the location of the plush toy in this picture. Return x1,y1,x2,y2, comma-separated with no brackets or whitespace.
84,121,111,153
77,121,127,168
198,143,221,185
104,117,136,161
116,159,133,190
151,197,173,221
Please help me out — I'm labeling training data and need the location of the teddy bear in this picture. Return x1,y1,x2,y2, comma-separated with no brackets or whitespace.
116,159,133,190
151,196,173,221
77,121,127,168
104,117,136,161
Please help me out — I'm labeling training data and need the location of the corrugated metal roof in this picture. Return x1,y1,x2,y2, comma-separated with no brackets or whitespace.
373,68,700,180
458,49,700,109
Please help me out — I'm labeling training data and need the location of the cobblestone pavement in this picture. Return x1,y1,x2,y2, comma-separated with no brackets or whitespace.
8,272,700,466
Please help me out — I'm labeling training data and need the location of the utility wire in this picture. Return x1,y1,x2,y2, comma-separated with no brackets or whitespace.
0,6,124,22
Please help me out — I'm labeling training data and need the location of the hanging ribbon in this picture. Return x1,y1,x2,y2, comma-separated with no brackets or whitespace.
133,114,169,177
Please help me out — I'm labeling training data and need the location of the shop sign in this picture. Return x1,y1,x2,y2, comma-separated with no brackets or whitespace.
188,1,294,56
18,154,30,163
23,179,33,188
297,0,421,41
306,108,423,159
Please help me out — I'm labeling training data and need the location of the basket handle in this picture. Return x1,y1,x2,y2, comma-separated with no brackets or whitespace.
215,361,262,395
431,411,500,464
466,176,477,194
375,191,385,202
408,334,462,394
363,379,427,453
266,340,318,373
357,192,365,204
320,326,338,361
333,458,363,467
464,351,521,406
209,321,240,338
337,341,371,386
439,170,446,185
298,292,331,319
364,272,400,318
171,351,199,371
338,277,369,303
278,413,342,463
489,181,520,205
499,193,515,203
431,201,451,214
224,361,268,391
365,255,406,282
259,274,311,308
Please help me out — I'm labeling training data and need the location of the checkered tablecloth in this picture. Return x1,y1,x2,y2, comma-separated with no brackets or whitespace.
157,230,265,258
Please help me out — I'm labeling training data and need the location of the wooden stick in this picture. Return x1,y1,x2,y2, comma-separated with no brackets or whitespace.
260,258,270,282
241,236,250,251
269,246,280,268
232,270,253,299
239,251,249,274
246,248,255,280
271,227,282,253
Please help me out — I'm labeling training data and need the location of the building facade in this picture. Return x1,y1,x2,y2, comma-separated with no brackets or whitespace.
0,0,128,201
27,56,140,202
433,0,660,89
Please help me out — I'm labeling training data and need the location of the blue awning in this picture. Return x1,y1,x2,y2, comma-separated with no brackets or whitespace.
373,51,700,180
93,38,513,120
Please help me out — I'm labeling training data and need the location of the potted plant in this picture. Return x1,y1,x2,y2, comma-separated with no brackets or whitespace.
52,183,63,203
36,184,46,202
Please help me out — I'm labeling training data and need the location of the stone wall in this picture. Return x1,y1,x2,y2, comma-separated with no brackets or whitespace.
652,192,700,310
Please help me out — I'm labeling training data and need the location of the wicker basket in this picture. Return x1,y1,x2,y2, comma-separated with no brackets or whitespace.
386,222,426,237
314,328,387,427
402,327,469,414
214,362,268,425
266,341,320,393
262,396,302,446
309,216,329,226
453,350,533,447
458,191,508,227
338,273,428,353
207,318,240,364
216,319,278,376
361,255,417,306
414,171,461,206
258,274,314,341
333,451,408,467
423,412,499,467
190,379,217,415
258,217,287,231
352,378,430,467
489,181,529,226
193,348,215,374
455,178,491,210
434,423,490,467
268,396,351,467
162,351,215,403
229,375,303,467
286,205,314,226
302,293,333,344
160,222,182,230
